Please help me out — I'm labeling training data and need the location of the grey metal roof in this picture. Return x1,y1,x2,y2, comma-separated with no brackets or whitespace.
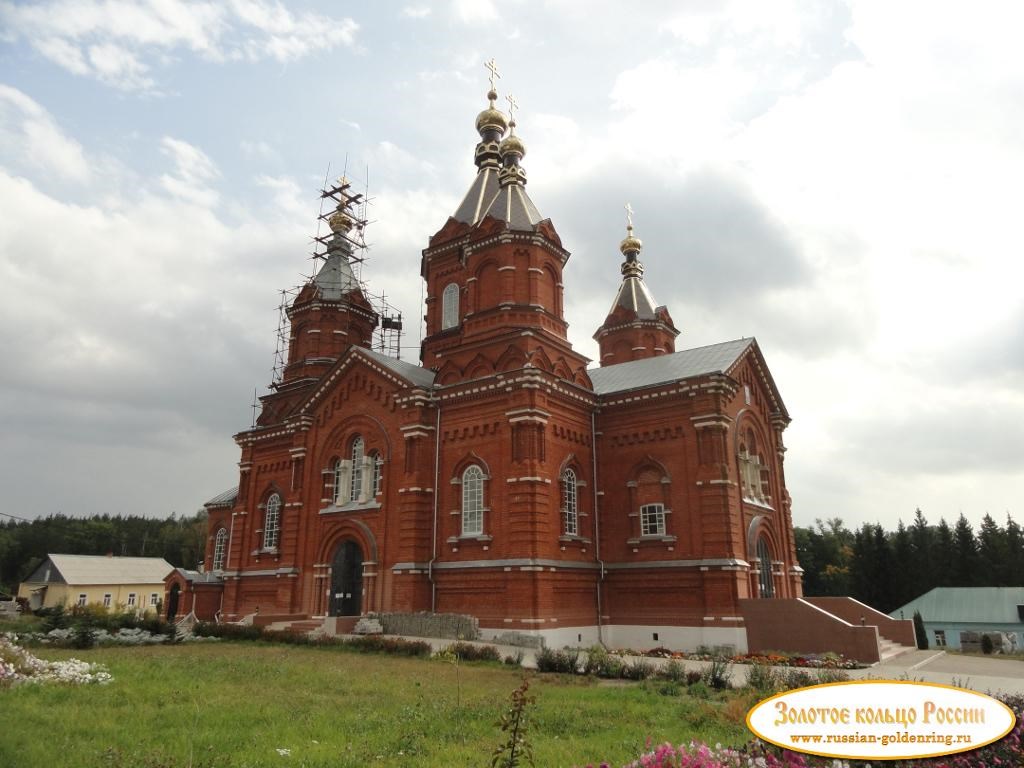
359,347,437,389
609,275,660,319
204,486,238,508
313,234,361,300
890,587,1024,624
453,167,501,224
28,555,174,586
588,338,753,395
482,184,543,230
175,568,224,584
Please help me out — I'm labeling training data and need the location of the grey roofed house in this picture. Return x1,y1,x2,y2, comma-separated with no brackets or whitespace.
890,587,1024,650
24,554,174,586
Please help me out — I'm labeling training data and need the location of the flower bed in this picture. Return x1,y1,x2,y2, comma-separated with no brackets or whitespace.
0,634,112,687
15,627,218,647
629,647,861,670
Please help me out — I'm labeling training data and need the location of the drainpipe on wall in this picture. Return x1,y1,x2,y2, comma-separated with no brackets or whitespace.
429,400,441,612
592,409,606,647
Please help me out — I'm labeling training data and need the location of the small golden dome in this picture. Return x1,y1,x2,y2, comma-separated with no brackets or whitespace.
476,106,508,134
620,234,643,254
499,132,526,158
328,210,353,233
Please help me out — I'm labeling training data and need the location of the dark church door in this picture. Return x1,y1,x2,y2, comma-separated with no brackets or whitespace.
166,583,180,620
329,540,363,616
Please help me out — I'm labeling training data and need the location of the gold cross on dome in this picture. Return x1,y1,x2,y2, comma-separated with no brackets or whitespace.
625,202,635,231
506,92,519,123
485,58,500,91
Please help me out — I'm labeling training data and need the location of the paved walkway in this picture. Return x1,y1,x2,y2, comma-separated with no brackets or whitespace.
329,632,1024,695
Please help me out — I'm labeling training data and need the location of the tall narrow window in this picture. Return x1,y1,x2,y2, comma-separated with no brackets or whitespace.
127,593,137,608
561,468,578,536
461,465,484,535
213,528,228,570
757,536,774,597
263,493,281,550
332,457,344,504
103,594,112,608
370,451,383,496
740,430,768,504
442,283,460,330
640,503,666,536
349,436,364,502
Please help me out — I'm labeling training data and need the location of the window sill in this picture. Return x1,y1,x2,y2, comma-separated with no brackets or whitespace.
626,535,677,545
742,497,774,511
559,534,592,544
320,500,382,515
446,534,493,544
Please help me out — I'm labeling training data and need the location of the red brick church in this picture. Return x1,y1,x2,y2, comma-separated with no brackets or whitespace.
179,79,821,653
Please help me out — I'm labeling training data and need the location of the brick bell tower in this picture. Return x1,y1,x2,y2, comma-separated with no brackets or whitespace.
256,202,378,426
420,86,589,385
593,211,679,366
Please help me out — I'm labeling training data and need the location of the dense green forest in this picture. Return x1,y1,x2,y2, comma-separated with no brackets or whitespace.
796,509,1024,614
0,512,206,593
2,509,1020,612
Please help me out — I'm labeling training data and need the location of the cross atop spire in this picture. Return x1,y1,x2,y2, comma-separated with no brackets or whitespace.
485,58,501,93
625,202,635,233
506,92,519,128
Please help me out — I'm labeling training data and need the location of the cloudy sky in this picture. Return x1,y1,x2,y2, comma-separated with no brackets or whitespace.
1,0,1021,533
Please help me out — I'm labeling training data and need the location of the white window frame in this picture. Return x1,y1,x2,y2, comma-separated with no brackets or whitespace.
102,593,112,608
349,437,364,503
150,593,159,606
934,630,947,647
127,593,137,608
213,528,228,570
371,451,383,496
461,465,485,536
263,493,281,550
77,593,87,607
561,468,578,536
640,503,666,537
757,537,775,598
441,283,460,330
332,457,345,504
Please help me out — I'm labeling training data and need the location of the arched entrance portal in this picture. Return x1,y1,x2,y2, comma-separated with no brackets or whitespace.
329,539,363,616
166,583,180,620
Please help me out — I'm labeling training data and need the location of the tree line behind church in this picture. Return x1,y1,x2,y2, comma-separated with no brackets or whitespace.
0,512,206,594
797,509,1024,614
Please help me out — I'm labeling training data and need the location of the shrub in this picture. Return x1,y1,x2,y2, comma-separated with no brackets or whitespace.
701,656,732,690
620,658,654,681
582,645,623,678
38,607,69,633
503,649,525,666
913,610,928,650
193,622,262,641
659,659,685,683
443,641,501,662
535,647,581,674
745,661,780,695
69,622,96,650
781,668,813,690
982,634,994,655
345,635,432,657
814,667,850,685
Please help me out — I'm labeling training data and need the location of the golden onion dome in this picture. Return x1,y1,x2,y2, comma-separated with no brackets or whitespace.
328,210,353,233
476,107,508,134
499,132,526,158
620,234,643,254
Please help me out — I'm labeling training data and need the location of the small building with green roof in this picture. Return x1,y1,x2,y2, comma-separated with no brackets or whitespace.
890,587,1024,650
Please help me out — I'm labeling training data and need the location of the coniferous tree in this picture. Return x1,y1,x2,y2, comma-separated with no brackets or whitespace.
1006,514,1024,585
909,507,933,599
978,513,1008,585
933,518,955,587
891,520,913,609
952,514,980,586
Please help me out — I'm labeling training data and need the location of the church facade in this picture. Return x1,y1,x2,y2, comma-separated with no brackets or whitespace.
198,83,803,652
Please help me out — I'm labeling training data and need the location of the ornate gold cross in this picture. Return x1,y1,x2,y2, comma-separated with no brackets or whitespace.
485,58,500,91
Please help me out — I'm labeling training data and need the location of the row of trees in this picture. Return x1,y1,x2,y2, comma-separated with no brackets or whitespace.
796,509,1023,614
0,512,207,593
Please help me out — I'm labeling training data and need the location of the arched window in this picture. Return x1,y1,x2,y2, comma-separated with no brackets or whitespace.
561,468,578,536
441,283,460,330
370,451,383,496
757,536,775,598
739,429,767,504
212,528,228,570
332,457,344,504
263,493,281,550
349,436,364,502
461,465,484,535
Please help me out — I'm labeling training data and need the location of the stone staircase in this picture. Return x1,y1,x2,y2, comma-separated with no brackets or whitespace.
878,636,917,664
264,618,324,635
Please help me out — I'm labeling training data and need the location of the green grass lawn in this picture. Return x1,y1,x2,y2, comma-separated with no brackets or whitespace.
0,641,753,768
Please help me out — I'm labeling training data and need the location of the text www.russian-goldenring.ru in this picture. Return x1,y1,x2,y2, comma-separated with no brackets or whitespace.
790,732,973,748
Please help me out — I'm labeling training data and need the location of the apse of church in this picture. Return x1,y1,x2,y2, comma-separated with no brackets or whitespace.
198,62,803,652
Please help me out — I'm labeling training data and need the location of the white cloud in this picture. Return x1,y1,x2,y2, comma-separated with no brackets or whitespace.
401,5,431,19
451,0,498,24
0,84,90,182
0,0,358,91
159,136,220,206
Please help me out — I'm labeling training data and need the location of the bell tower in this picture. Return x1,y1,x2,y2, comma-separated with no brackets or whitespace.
420,81,588,384
593,206,679,366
